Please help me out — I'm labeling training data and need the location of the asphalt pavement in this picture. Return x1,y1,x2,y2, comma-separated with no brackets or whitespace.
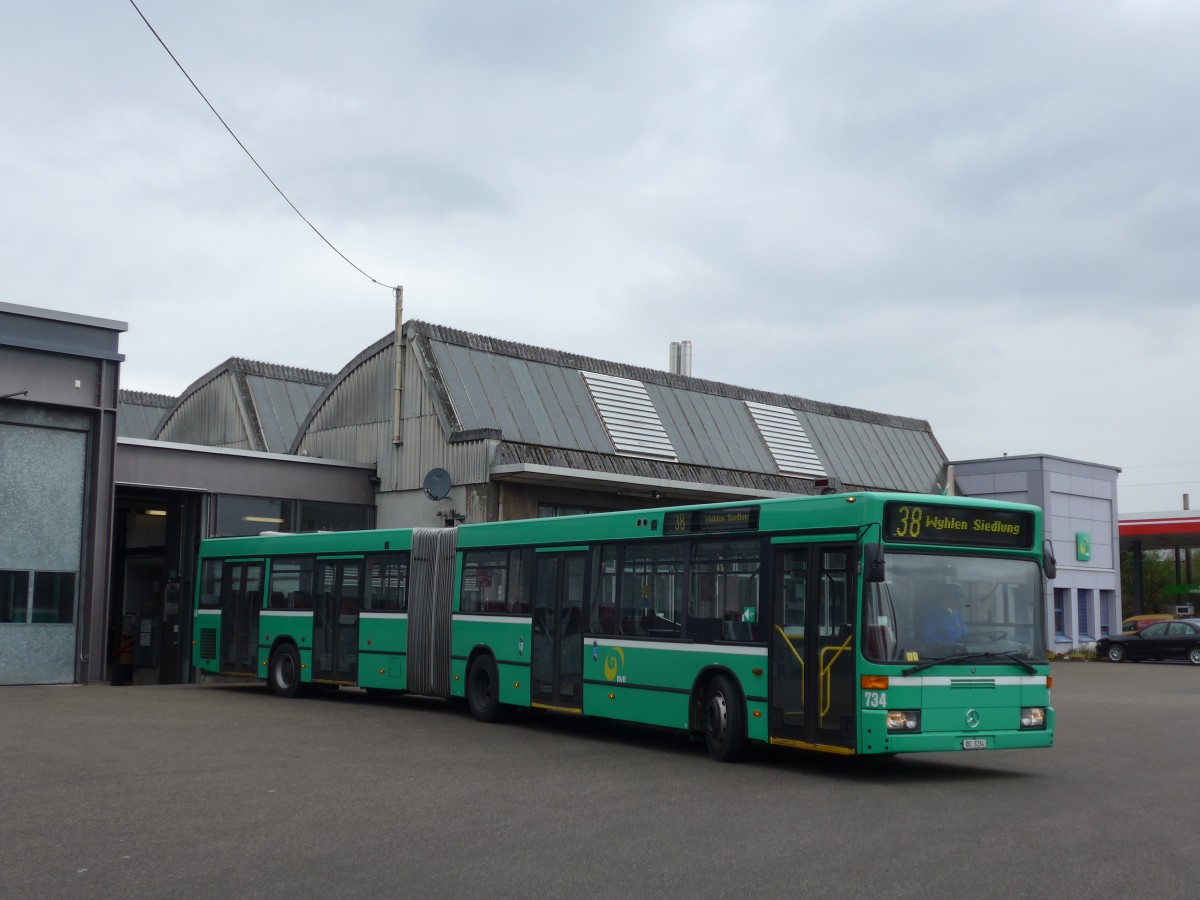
2,661,1199,899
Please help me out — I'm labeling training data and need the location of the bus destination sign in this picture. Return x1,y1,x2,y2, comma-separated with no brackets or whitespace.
662,506,761,536
883,502,1034,550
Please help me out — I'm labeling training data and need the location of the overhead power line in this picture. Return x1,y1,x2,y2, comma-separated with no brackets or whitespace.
127,0,395,290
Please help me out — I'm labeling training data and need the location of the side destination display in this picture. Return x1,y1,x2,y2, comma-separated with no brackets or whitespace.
663,506,760,536
883,502,1034,549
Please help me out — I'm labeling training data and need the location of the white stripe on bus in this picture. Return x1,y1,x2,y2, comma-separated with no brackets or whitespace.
898,675,1047,687
590,637,767,656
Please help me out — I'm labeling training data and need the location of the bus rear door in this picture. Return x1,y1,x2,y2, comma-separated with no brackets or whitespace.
220,560,264,676
769,542,858,753
530,549,586,712
313,558,362,684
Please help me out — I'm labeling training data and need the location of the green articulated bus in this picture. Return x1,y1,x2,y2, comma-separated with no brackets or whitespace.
193,492,1056,761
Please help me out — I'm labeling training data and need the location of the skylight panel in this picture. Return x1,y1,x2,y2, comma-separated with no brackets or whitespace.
745,401,826,477
581,371,677,461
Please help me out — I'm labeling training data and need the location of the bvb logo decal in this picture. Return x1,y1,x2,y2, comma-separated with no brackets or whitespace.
603,646,626,682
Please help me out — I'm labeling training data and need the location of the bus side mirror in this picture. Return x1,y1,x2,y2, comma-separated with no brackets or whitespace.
1043,539,1057,580
863,543,886,583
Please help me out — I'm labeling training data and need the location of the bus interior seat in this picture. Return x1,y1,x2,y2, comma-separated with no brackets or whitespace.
688,618,720,642
722,618,754,642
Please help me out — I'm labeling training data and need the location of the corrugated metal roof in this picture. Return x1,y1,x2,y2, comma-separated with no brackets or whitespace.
408,321,946,493
245,375,329,453
581,371,677,461
798,411,943,493
644,384,774,472
116,390,175,439
425,339,612,453
153,358,333,453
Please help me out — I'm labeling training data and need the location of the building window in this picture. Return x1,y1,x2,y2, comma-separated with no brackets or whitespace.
298,501,371,533
215,496,294,537
213,495,371,537
1099,590,1114,636
1053,588,1068,639
537,503,608,518
1077,589,1093,640
0,570,75,624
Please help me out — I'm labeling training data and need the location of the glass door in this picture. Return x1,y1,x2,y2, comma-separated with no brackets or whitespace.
770,543,857,751
313,559,362,683
220,561,263,675
530,551,586,711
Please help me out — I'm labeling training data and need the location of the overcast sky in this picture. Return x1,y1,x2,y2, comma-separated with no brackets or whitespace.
3,1,1198,512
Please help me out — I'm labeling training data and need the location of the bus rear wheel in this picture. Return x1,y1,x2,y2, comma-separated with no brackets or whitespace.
467,654,505,722
269,644,302,698
704,674,746,762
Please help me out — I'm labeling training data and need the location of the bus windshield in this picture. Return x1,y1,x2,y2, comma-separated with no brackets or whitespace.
863,552,1047,665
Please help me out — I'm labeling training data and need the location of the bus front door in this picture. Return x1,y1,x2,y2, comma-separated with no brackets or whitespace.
220,561,263,676
312,559,362,684
769,543,857,753
530,550,586,712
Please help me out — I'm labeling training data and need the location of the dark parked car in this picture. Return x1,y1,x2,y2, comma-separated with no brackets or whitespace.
1097,619,1200,665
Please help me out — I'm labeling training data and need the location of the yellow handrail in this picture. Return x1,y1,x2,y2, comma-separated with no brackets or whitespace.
819,635,853,718
774,625,804,677
775,627,854,721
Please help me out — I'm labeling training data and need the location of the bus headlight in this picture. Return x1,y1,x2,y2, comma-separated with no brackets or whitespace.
886,710,921,733
1020,707,1047,730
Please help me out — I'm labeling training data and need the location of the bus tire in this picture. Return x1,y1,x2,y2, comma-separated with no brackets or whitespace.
467,654,505,723
704,674,747,762
269,644,302,698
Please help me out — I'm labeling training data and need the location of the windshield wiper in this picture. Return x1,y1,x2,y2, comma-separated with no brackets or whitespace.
902,651,1037,677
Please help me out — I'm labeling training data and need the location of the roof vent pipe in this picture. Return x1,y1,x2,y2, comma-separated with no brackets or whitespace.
668,340,692,376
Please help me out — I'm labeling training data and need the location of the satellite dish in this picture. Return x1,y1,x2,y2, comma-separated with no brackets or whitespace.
422,468,452,501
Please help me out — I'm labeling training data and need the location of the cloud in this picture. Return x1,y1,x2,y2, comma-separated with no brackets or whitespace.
2,1,1198,511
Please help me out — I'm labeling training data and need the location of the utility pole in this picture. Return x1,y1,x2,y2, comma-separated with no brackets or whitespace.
392,285,404,445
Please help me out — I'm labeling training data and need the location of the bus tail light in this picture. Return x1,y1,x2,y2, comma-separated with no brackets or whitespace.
1020,707,1047,730
886,710,920,733
861,675,889,690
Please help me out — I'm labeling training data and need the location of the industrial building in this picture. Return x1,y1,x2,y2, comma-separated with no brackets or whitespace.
1,301,1116,684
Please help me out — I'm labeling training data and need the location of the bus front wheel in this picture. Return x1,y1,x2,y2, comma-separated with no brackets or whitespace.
269,644,302,698
704,674,747,762
467,654,505,723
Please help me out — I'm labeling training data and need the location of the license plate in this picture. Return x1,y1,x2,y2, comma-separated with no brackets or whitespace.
962,738,988,750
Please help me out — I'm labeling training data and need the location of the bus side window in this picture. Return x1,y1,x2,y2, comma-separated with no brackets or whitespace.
508,549,531,614
589,546,618,635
